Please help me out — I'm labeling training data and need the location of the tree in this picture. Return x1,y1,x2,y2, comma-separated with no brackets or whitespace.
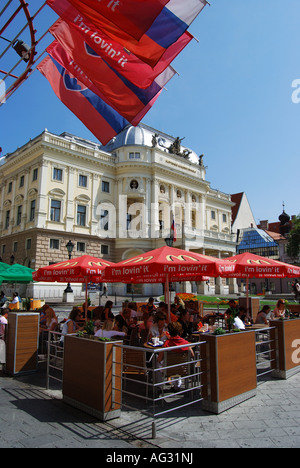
287,215,300,258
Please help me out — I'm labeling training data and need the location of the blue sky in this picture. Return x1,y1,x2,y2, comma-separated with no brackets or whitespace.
1,0,299,225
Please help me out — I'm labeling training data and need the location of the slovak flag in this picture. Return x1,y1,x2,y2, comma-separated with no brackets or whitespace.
37,55,129,145
47,0,204,68
48,21,175,123
49,11,191,89
171,218,177,242
67,0,170,41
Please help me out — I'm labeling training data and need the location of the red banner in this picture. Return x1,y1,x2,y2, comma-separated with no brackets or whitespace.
48,22,175,123
67,0,169,41
38,55,128,145
49,14,191,89
47,0,193,68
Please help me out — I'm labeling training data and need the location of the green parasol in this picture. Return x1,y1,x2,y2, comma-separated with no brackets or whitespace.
0,264,35,284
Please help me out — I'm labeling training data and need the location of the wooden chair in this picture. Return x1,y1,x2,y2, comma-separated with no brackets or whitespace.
165,351,191,389
122,348,146,375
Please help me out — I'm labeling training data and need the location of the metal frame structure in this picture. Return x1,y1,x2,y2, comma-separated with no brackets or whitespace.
0,0,48,104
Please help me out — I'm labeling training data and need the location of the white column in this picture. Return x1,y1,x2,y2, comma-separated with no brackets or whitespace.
150,179,160,238
36,161,48,228
66,166,75,231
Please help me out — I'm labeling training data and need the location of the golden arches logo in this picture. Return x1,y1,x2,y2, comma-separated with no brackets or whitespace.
246,259,272,265
54,261,79,268
166,255,200,263
122,256,154,265
87,261,111,267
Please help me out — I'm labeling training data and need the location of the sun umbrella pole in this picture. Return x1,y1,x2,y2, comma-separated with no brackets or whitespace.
165,274,171,322
246,275,249,313
85,278,88,324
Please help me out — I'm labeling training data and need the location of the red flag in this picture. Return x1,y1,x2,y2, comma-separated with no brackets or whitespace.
48,22,175,123
37,55,129,145
67,0,169,41
171,217,177,242
47,0,195,68
49,13,191,89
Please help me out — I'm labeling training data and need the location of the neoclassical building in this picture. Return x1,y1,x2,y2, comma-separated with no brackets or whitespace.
0,124,237,297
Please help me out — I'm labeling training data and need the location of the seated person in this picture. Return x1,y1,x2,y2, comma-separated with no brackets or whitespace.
158,322,194,391
173,295,185,311
114,308,131,333
255,305,270,325
130,310,153,346
60,308,84,345
40,307,58,332
10,292,20,305
146,297,157,314
177,309,193,338
100,300,114,321
0,291,8,308
95,319,126,339
149,310,169,343
238,306,252,325
273,299,286,319
225,299,238,318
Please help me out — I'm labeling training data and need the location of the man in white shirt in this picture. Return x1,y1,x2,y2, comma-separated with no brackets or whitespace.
234,310,246,330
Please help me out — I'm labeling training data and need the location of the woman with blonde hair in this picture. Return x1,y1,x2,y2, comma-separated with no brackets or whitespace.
45,307,59,331
40,307,58,332
273,299,286,319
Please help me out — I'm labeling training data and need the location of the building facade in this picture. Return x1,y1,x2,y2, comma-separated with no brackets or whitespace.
0,124,237,298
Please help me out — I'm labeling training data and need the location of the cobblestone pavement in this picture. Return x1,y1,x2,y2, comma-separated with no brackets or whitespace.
0,365,300,449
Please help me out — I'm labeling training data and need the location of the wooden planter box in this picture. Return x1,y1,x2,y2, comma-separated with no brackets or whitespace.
6,312,40,376
270,318,300,379
63,336,122,421
201,330,257,414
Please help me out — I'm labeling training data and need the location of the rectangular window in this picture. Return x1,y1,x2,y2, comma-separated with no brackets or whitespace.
8,182,12,193
13,242,18,252
100,209,109,231
50,200,61,222
53,168,63,181
102,181,110,193
32,168,38,181
77,205,86,226
129,152,141,159
79,174,87,187
19,175,24,187
50,239,59,250
17,205,22,225
222,214,227,223
77,242,86,252
5,210,10,229
211,211,216,220
26,238,31,250
30,200,36,221
2,245,5,254
101,244,109,255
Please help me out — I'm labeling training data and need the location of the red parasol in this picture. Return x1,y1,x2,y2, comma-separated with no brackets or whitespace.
102,246,235,284
102,246,235,320
224,252,300,279
33,255,115,320
32,255,115,283
223,252,300,310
